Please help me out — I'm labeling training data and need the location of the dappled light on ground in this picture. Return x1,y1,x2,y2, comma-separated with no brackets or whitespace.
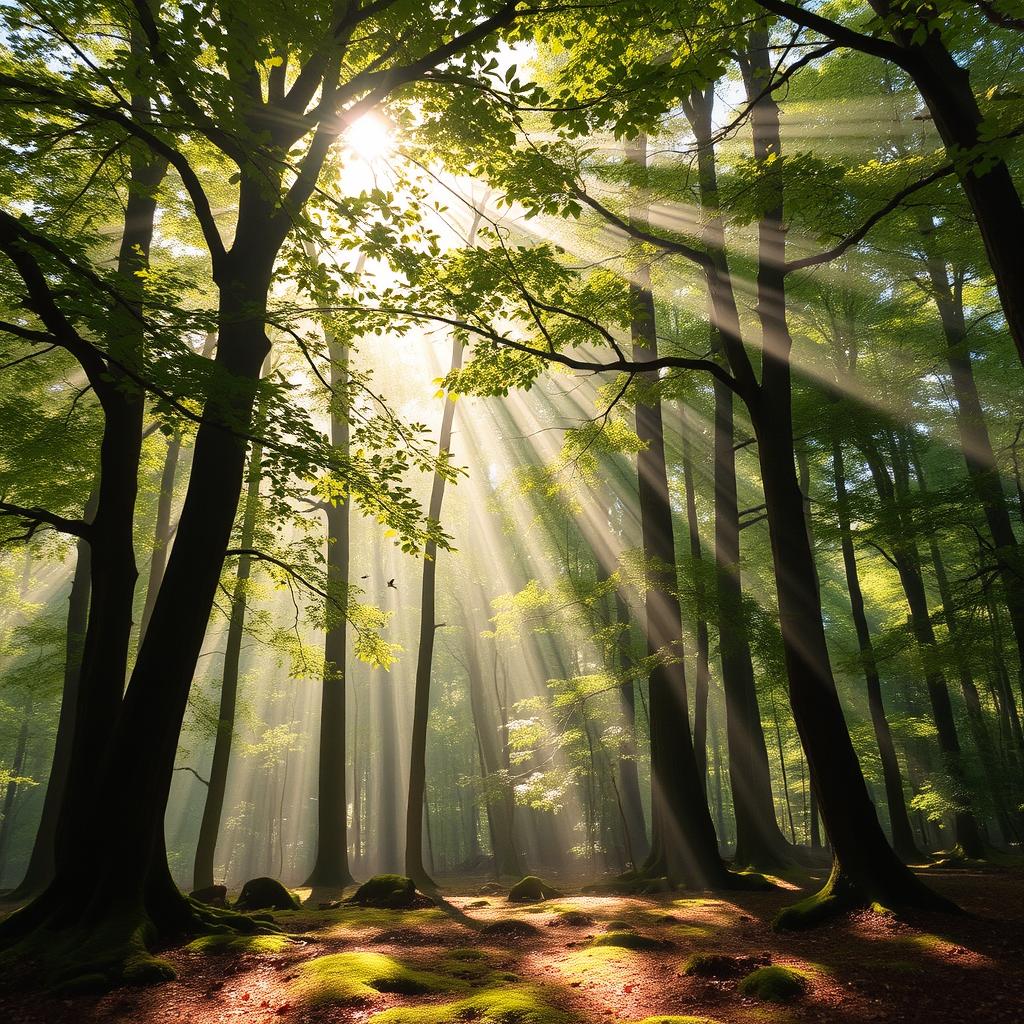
1,867,1021,1023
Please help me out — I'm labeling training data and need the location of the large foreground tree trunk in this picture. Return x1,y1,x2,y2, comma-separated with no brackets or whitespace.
739,31,950,924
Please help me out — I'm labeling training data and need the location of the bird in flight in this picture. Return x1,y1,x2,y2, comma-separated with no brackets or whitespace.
387,578,397,589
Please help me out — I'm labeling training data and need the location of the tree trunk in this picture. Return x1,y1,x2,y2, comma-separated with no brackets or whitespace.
192,410,265,891
304,251,365,890
917,234,1024,701
830,424,922,862
859,433,985,858
405,330,464,891
8,490,95,899
627,136,728,888
740,33,950,924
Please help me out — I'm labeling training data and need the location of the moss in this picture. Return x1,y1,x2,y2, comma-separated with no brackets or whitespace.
555,909,594,927
186,933,293,955
603,919,634,931
588,930,668,951
627,1018,720,1024
291,951,460,1006
508,876,562,903
737,965,809,1003
480,918,541,938
773,875,854,930
234,876,300,911
682,952,763,979
350,874,419,909
369,985,569,1023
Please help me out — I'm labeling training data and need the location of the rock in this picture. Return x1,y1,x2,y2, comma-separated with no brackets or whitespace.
682,951,770,979
190,884,228,907
235,877,300,911
507,875,562,903
349,874,421,909
737,965,809,1003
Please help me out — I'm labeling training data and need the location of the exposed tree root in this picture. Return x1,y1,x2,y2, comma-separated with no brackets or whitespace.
0,887,279,994
773,861,960,930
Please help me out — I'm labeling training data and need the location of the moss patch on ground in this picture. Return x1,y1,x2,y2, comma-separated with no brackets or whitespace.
290,951,461,1006
627,1018,721,1024
736,965,809,1003
369,985,569,1023
185,934,294,955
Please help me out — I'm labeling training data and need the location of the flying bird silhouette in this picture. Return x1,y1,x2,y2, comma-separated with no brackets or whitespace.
387,578,397,589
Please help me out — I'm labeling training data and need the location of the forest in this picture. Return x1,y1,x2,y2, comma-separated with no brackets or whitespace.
0,1,1022,1022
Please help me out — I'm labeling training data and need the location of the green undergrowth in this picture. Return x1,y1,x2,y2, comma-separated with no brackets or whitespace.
185,933,294,955
736,966,809,1003
369,985,570,1023
290,951,461,1006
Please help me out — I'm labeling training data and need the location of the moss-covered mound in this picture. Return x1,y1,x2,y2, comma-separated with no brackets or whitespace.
736,965,809,1003
369,985,569,1023
480,918,541,939
234,876,300,911
508,875,562,903
682,952,768,979
604,919,634,932
589,930,668,951
291,951,458,1006
186,934,293,956
350,874,422,909
554,909,594,927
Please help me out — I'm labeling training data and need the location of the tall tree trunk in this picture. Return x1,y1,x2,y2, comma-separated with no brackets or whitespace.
613,590,650,868
627,136,728,888
9,489,95,899
192,413,264,891
830,423,922,861
305,251,365,890
680,87,791,870
405,330,464,891
858,433,985,858
680,409,710,788
0,699,32,881
917,234,1024,700
738,33,949,923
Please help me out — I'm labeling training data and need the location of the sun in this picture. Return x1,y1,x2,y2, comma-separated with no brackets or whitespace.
346,114,393,162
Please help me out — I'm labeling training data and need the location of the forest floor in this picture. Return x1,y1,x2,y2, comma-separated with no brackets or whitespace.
2,865,1023,1024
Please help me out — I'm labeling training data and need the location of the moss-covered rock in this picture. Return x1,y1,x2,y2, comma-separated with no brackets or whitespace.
588,930,669,951
186,934,294,955
508,875,562,903
369,985,569,1023
681,952,767,979
234,876,300,911
736,965,809,1002
350,874,421,909
554,909,594,927
189,884,227,907
480,918,541,938
291,951,459,1006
